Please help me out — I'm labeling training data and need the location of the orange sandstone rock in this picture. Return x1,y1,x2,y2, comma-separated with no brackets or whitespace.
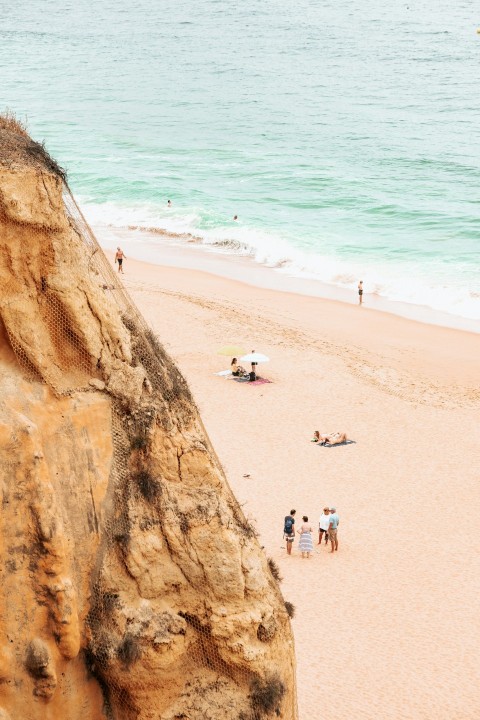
0,120,297,719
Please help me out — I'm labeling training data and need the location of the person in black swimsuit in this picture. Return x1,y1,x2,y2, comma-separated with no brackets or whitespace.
358,280,363,305
250,349,257,381
115,247,126,274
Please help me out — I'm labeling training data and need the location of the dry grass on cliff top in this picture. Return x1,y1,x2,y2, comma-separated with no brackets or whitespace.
0,110,67,181
0,110,29,138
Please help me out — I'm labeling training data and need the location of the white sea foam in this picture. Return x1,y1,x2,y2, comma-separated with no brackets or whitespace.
80,199,480,324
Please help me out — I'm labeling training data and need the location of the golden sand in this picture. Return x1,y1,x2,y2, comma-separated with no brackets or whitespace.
120,256,480,720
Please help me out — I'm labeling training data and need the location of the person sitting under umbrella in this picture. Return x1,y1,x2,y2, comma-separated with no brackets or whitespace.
231,357,246,377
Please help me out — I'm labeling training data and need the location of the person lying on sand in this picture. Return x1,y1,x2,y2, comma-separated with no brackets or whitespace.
312,430,348,446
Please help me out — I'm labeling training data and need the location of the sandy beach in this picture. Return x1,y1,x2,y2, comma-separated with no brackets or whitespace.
112,252,480,720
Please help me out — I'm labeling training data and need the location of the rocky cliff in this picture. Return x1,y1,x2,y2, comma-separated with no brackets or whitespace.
0,118,297,720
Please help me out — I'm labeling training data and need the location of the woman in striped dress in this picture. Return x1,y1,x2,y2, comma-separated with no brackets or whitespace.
297,516,314,558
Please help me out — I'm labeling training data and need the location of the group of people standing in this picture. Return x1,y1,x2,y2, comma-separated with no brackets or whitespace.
284,507,339,558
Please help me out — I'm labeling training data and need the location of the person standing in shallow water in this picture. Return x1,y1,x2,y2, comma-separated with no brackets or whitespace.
358,280,363,305
284,509,296,555
115,247,126,274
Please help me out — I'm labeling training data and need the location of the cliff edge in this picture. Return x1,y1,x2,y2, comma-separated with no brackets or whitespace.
0,117,297,720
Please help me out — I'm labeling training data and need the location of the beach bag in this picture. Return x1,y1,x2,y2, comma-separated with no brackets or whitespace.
284,516,294,535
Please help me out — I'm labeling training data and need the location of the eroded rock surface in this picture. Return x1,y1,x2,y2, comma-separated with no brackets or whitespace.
0,121,297,719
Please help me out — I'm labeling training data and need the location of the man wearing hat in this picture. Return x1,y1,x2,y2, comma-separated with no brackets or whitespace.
328,507,340,553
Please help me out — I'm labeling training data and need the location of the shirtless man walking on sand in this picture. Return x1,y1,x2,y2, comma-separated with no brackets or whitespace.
115,247,126,273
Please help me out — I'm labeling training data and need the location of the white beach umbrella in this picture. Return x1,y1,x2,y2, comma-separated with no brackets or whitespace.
240,352,270,364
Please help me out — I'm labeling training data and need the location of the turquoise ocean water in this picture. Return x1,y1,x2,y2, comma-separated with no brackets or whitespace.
2,0,480,321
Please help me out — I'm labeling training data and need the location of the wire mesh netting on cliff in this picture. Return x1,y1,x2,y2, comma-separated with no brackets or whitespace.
0,161,297,720
1,180,193,408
